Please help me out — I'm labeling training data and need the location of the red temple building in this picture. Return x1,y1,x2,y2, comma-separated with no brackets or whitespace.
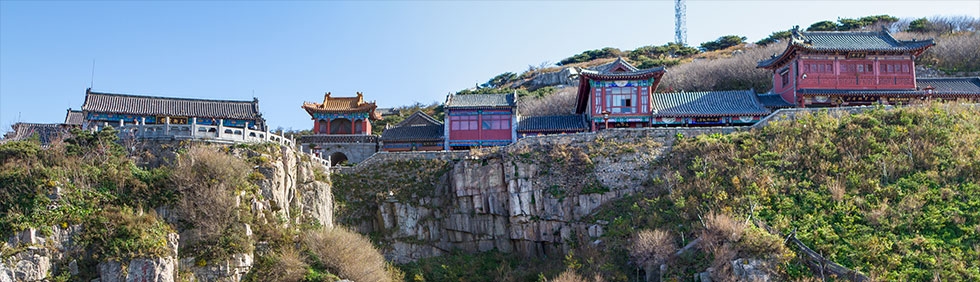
575,58,666,130
758,27,950,107
298,92,382,165
302,92,381,135
444,93,517,150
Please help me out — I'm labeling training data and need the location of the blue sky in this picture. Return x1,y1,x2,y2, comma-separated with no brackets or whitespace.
1,1,978,131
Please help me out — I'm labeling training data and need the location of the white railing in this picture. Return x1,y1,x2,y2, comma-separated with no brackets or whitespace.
90,121,333,170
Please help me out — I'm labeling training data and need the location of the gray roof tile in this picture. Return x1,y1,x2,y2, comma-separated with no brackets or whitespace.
757,94,794,108
446,93,516,108
82,90,263,120
382,111,444,142
652,90,770,117
3,123,72,145
517,115,588,132
917,77,980,94
758,28,934,68
64,109,84,125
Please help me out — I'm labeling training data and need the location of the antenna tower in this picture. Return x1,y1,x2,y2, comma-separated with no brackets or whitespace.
674,0,687,45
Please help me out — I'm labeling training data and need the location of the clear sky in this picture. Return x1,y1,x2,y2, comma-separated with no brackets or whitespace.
1,1,978,131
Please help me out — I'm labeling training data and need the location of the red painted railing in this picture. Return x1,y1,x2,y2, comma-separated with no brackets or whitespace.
798,75,915,89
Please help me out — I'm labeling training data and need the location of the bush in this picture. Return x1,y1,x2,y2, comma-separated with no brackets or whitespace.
172,145,254,260
302,227,403,282
78,207,174,261
630,229,677,269
659,43,782,92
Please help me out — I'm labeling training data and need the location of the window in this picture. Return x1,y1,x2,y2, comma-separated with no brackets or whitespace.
781,72,790,86
605,86,637,113
450,115,479,131
481,115,510,130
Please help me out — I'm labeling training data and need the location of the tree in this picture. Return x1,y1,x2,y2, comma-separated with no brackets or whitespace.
755,30,792,46
807,20,839,31
480,72,517,89
699,35,747,51
908,18,930,33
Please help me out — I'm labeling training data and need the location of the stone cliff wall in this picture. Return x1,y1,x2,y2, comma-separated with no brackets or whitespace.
1,143,333,282
340,130,675,263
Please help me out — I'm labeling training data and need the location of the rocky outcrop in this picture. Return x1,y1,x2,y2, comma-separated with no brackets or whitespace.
345,130,666,263
514,67,579,90
2,143,333,282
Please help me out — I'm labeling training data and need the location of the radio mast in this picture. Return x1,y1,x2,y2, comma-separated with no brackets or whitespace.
675,0,687,45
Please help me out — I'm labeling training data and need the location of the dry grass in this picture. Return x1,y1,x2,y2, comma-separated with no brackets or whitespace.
518,86,578,116
267,247,309,281
550,270,605,282
630,229,677,268
172,145,253,257
660,44,783,93
303,227,403,282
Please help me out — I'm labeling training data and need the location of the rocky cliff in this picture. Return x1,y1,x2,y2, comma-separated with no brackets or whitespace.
334,130,691,263
1,142,333,282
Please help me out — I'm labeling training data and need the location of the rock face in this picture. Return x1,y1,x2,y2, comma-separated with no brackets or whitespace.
346,130,668,263
1,143,333,282
514,67,580,90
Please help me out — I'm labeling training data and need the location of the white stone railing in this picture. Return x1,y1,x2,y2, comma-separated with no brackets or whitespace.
90,121,335,170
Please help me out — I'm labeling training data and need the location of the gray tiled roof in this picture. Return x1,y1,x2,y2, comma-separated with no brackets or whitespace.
395,111,442,127
382,111,444,142
381,124,444,142
82,90,263,120
64,109,84,125
652,90,770,117
757,94,795,108
917,77,980,94
592,57,640,74
3,123,72,145
758,28,934,68
446,93,516,108
517,115,588,132
798,30,934,51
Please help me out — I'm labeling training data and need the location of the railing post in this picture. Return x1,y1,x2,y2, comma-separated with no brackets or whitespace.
139,117,145,138
164,117,171,136
191,117,197,138
243,122,249,141
218,119,224,139
264,127,270,141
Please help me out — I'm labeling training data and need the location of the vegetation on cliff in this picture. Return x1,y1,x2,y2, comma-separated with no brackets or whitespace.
585,103,980,281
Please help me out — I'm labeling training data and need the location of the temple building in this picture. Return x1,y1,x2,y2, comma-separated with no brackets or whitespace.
380,111,444,152
516,115,589,137
444,93,517,150
1,109,85,145
298,92,381,165
651,90,770,126
757,27,948,107
81,88,266,130
302,92,381,135
575,58,666,131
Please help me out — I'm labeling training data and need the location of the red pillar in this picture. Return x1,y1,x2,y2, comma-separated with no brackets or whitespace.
326,118,331,134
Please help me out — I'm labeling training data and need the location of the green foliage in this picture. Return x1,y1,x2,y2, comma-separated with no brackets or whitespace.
77,207,174,261
807,15,899,31
557,47,624,66
807,20,839,31
755,30,791,46
699,35,747,51
399,249,563,282
908,18,930,32
481,72,518,89
591,103,980,280
332,159,452,226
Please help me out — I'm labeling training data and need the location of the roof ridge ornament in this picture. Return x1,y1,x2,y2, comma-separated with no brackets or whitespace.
322,92,331,108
